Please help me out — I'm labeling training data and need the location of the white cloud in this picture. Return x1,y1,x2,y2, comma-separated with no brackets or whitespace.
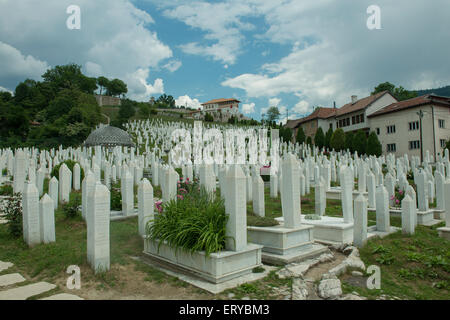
292,100,310,115
0,41,49,88
175,95,203,110
124,69,164,101
0,0,174,101
221,0,450,108
268,97,281,107
0,86,13,94
161,1,256,65
163,60,182,72
242,102,255,114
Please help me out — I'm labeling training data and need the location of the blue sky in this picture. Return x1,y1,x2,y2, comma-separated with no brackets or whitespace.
0,0,449,122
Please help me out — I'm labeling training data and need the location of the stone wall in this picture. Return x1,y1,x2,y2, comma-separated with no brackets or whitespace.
95,95,122,107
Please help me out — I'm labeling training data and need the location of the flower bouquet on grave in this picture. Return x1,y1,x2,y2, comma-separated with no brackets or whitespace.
390,187,405,209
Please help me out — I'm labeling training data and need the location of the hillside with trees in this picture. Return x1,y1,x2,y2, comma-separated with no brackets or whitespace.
0,64,117,148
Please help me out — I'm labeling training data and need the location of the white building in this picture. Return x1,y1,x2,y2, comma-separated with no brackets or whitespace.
187,98,244,123
333,91,397,133
368,95,450,159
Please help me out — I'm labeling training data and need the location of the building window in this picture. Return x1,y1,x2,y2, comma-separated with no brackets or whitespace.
409,121,419,131
329,123,333,130
376,128,380,135
387,125,396,134
409,140,420,150
387,144,396,152
360,114,364,123
352,116,356,125
439,119,445,128
441,139,446,148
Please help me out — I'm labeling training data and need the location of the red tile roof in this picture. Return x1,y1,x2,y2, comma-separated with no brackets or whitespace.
201,98,240,105
288,107,336,128
335,91,391,117
368,95,450,118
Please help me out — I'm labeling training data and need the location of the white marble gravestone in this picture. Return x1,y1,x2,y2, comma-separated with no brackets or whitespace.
39,194,55,243
87,182,110,273
22,181,41,246
138,178,154,237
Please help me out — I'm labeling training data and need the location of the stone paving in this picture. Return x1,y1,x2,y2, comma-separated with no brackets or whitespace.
0,260,84,300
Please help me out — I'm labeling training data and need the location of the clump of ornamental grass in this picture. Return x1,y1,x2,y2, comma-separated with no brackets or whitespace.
147,181,230,257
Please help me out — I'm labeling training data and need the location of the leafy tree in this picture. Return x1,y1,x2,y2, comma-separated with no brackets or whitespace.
325,127,333,149
42,64,97,94
0,91,12,102
352,130,367,155
204,113,214,122
296,127,306,144
372,81,418,101
0,100,29,144
266,107,280,123
345,131,354,152
157,94,175,108
97,76,110,95
306,136,312,146
314,127,325,149
106,79,127,98
367,131,382,156
138,103,151,118
330,128,346,151
280,126,293,143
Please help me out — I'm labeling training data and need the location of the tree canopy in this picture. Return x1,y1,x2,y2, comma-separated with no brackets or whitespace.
296,127,306,144
314,127,325,149
266,106,281,123
367,131,382,156
330,128,345,151
0,64,106,148
372,82,418,101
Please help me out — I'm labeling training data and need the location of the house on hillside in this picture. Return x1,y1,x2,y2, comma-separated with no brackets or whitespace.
333,91,397,133
288,91,397,142
286,107,336,143
367,94,450,159
186,98,245,123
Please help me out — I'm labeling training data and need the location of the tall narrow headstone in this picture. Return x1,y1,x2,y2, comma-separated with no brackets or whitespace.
281,154,301,228
39,194,55,243
252,175,265,217
417,170,429,211
340,166,354,223
367,171,376,208
138,178,154,237
401,195,415,235
87,182,110,273
224,165,247,251
353,193,368,248
22,181,41,246
376,185,390,232
13,150,26,194
82,171,96,220
315,177,326,216
73,163,81,191
121,169,134,216
435,171,445,211
58,163,72,204
49,176,59,209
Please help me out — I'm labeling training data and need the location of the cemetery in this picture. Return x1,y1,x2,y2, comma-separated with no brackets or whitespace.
0,118,449,300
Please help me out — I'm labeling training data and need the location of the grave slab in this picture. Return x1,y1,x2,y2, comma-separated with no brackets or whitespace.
0,261,13,272
0,282,56,300
0,273,26,287
41,293,84,300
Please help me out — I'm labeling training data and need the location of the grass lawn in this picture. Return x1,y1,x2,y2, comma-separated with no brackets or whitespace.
0,191,211,299
341,223,450,300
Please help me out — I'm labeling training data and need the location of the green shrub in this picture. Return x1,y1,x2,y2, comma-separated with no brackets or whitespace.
110,182,122,211
147,184,229,257
2,168,7,176
51,160,84,181
62,193,81,219
0,184,13,196
3,193,23,238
